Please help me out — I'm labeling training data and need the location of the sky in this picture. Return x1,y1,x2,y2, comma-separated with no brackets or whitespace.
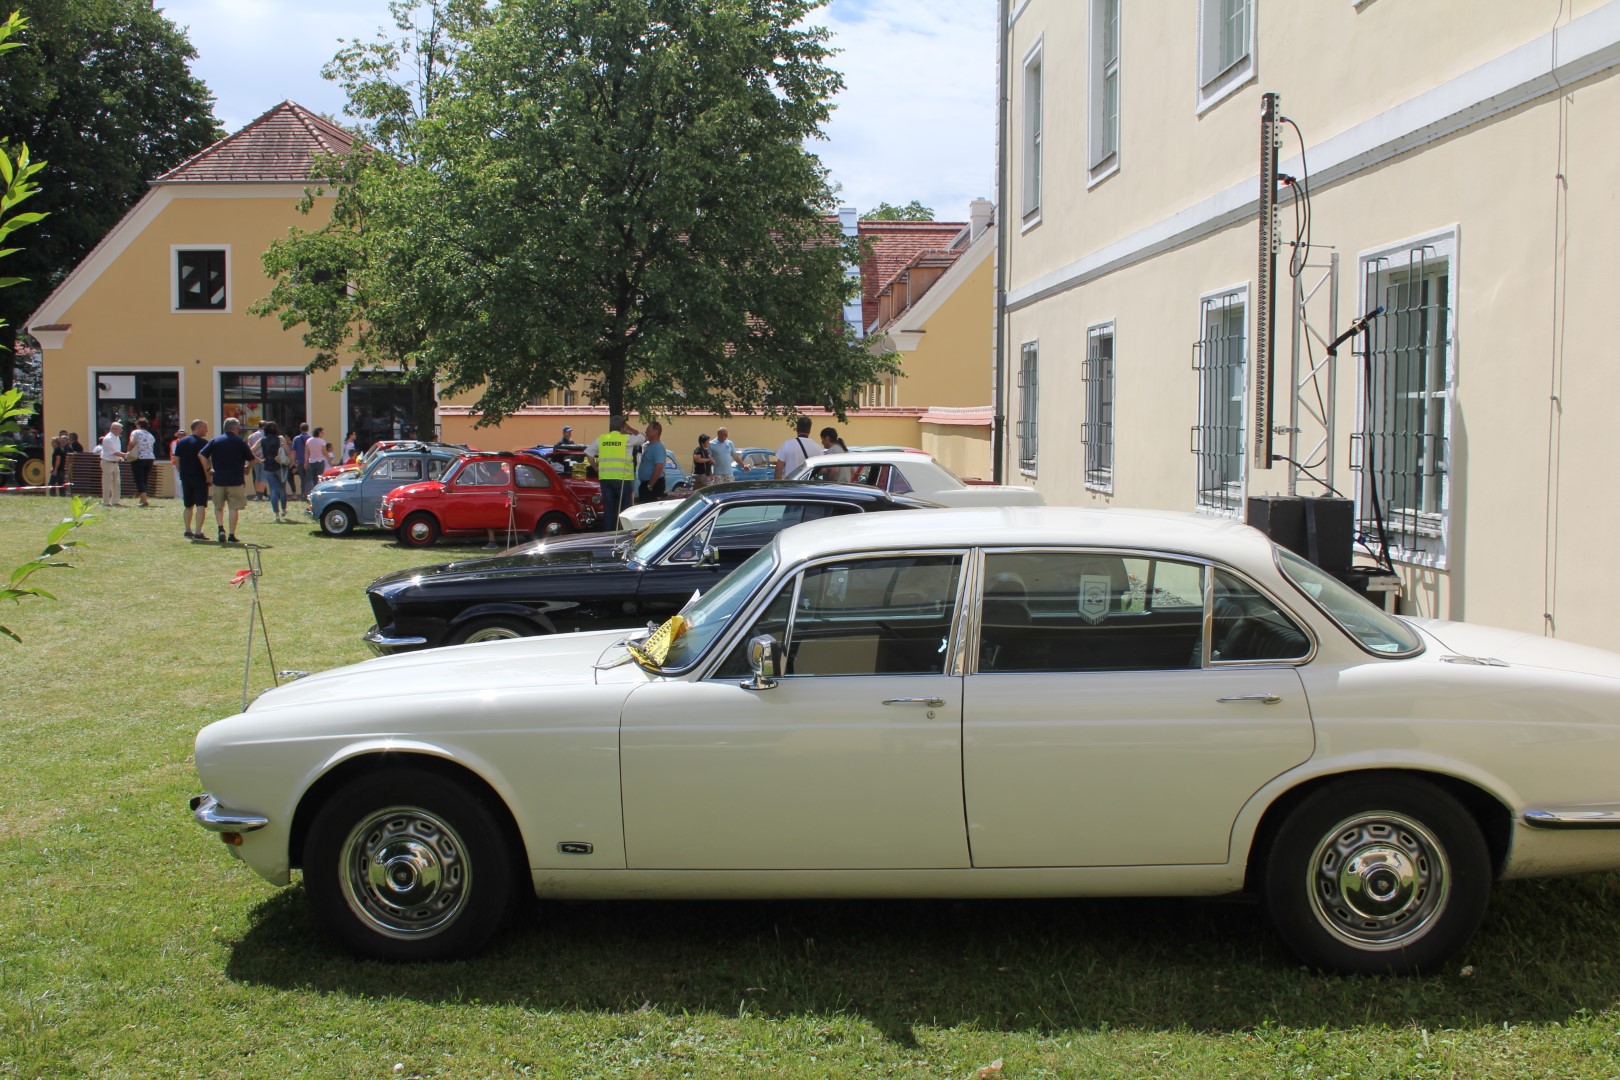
156,0,997,223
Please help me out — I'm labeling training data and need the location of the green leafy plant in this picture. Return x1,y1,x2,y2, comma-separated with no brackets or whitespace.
0,388,95,641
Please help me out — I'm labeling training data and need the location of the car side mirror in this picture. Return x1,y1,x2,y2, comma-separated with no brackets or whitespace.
700,545,720,568
744,634,781,690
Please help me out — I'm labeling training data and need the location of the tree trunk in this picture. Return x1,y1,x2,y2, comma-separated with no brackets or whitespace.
411,376,438,442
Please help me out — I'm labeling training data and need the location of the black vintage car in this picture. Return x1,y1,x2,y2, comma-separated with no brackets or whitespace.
363,481,938,653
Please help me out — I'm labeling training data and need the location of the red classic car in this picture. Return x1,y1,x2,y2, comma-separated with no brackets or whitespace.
379,452,598,547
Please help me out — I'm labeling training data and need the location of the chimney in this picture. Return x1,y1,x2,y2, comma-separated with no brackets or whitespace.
969,198,994,241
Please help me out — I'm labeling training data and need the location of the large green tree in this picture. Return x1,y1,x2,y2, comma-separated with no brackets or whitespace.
0,0,220,388
261,0,896,426
865,200,935,221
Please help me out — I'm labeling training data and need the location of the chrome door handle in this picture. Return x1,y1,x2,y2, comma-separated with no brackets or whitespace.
883,697,946,708
1217,694,1281,705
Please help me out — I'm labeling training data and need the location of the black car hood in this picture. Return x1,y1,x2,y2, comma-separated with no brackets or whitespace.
371,534,631,590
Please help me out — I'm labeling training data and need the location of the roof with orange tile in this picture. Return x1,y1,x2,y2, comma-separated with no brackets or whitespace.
153,101,357,184
855,220,967,331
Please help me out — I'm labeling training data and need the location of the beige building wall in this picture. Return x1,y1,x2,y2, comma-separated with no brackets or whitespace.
1000,0,1620,648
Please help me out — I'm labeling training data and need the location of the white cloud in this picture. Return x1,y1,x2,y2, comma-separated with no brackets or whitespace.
158,0,997,221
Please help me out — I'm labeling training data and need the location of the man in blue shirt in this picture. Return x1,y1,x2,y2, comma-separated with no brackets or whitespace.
291,422,311,500
199,417,254,543
173,419,211,540
635,421,666,504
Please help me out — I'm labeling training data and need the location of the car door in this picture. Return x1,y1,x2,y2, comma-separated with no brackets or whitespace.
620,551,971,870
962,550,1315,868
443,459,511,533
361,455,424,518
511,461,558,532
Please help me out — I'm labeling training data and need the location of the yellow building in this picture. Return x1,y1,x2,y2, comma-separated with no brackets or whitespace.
26,102,419,485
997,0,1620,649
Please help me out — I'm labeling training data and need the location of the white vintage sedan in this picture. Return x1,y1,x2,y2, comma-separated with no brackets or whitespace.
191,507,1620,973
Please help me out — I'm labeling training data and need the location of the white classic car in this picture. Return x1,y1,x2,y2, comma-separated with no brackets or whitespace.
614,450,1043,530
191,507,1620,972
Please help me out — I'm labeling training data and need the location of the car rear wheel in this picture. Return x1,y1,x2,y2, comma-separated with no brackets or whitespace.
399,512,439,548
305,768,515,962
533,512,573,539
450,616,538,645
320,504,355,537
1263,776,1490,975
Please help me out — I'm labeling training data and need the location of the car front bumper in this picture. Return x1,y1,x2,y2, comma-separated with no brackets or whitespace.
364,624,430,655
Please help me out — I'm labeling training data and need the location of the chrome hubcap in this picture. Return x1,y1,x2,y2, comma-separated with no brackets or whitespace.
1308,811,1448,950
407,520,432,543
325,509,349,533
464,625,522,643
339,807,470,939
540,518,565,536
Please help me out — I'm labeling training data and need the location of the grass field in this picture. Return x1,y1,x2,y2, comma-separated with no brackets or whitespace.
3,493,1620,1078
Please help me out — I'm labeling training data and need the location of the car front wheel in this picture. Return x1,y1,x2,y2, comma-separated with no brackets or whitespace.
304,768,515,962
399,512,439,547
320,504,355,537
1263,776,1490,975
450,616,539,645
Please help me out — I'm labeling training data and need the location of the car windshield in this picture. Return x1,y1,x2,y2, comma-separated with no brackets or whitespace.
626,492,712,563
659,545,778,670
1276,548,1423,656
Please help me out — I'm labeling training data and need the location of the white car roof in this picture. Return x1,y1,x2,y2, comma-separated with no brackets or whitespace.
771,505,1279,573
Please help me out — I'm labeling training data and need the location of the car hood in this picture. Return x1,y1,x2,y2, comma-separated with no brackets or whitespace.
385,480,444,500
370,535,630,589
1413,619,1620,680
248,627,636,712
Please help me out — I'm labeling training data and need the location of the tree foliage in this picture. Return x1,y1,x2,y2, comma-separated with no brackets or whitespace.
0,0,220,387
257,0,897,425
866,200,935,221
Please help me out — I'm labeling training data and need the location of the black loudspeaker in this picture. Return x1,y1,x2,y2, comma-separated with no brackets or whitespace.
1246,496,1353,574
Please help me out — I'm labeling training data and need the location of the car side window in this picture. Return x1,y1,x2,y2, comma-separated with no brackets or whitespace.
732,555,962,677
1210,568,1310,662
457,461,509,487
387,458,423,481
514,463,552,489
977,552,1205,673
428,457,452,480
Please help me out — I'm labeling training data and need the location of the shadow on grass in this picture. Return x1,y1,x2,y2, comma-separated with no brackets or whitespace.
224,873,1620,1041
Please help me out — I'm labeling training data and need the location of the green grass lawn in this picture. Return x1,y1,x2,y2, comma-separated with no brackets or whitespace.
3,494,1620,1078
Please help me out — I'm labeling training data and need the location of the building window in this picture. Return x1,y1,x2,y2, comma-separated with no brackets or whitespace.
174,248,228,311
94,371,180,459
1193,290,1246,515
1197,0,1255,113
1354,235,1455,566
1083,324,1114,493
1088,0,1120,180
1016,340,1039,475
222,372,306,433
1022,40,1043,223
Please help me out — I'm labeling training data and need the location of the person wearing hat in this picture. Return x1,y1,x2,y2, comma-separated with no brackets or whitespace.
585,415,642,530
691,433,715,490
554,425,578,450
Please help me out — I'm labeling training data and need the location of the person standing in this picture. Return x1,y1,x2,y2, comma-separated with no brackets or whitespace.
49,432,69,497
818,426,850,482
304,426,331,494
174,420,210,539
773,416,822,478
691,433,715,490
342,431,357,463
555,425,576,449
97,420,126,506
199,417,252,543
710,426,741,483
636,421,666,503
127,417,157,507
291,422,311,499
246,423,267,501
585,415,642,531
256,421,294,522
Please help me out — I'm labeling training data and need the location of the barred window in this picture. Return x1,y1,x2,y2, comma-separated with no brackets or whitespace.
1083,324,1114,492
1017,341,1039,475
1354,242,1453,565
1193,291,1246,515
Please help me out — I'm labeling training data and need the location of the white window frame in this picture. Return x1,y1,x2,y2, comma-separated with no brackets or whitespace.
1016,339,1039,477
1195,0,1256,115
171,245,231,313
1353,228,1458,570
1083,321,1115,494
1193,285,1248,517
1021,37,1044,229
1087,0,1121,186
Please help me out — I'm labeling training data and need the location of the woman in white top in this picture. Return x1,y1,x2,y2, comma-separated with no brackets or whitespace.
127,417,157,507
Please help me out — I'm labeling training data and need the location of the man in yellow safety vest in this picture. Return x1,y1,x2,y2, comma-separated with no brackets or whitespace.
586,415,643,531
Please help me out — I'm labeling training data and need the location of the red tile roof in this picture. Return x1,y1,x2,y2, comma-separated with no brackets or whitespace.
154,101,357,184
856,220,967,331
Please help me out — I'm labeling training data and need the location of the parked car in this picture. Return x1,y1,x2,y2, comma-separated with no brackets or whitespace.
378,451,597,547
791,450,1044,506
734,447,779,481
318,440,469,483
308,444,467,536
191,505,1620,970
362,481,934,653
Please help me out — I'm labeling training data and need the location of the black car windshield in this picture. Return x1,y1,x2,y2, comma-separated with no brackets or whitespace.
659,544,778,670
626,493,713,563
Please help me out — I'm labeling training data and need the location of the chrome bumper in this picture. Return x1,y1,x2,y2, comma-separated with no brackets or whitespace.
1523,805,1620,829
190,793,269,833
364,624,429,654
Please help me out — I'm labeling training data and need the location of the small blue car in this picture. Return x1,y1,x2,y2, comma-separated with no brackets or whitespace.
309,444,467,536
